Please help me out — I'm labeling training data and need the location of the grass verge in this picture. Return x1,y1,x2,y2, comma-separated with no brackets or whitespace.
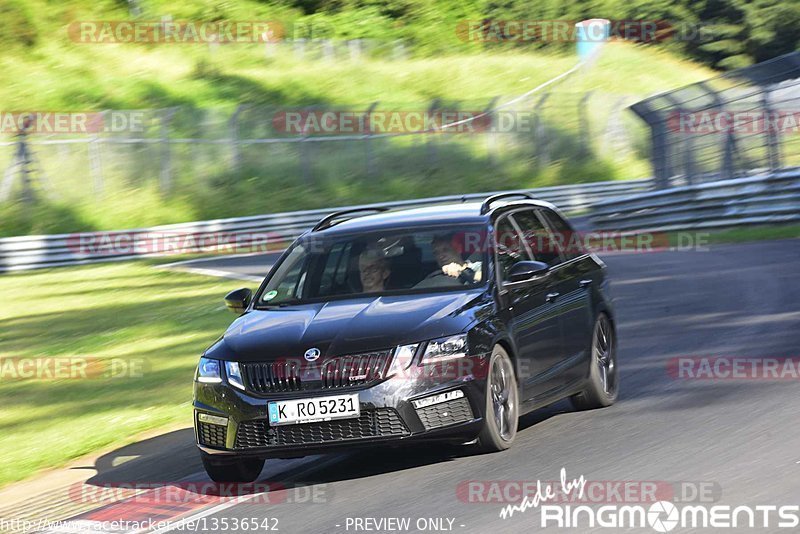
0,262,253,487
703,224,800,245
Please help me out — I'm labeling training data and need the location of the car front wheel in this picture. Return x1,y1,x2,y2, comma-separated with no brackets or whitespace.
477,345,519,452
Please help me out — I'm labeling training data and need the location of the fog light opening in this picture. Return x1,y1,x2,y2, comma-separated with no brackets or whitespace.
197,412,228,426
411,389,464,409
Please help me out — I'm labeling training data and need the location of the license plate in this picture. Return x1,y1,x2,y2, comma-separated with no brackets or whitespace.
268,394,360,426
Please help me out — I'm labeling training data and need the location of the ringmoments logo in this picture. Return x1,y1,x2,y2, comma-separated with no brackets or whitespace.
497,468,800,531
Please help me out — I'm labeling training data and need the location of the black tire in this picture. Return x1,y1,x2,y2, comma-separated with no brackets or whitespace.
201,452,264,483
477,345,519,452
571,313,618,410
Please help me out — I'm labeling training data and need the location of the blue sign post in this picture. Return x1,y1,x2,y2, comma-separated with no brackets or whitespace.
575,19,611,61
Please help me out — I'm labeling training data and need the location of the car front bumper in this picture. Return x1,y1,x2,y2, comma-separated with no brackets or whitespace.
193,358,489,459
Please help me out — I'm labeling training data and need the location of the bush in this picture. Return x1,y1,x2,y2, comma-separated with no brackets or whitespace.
0,0,39,48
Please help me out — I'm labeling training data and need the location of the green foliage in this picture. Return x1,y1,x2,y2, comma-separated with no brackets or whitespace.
3,0,797,69
0,200,94,237
0,0,39,47
691,0,800,69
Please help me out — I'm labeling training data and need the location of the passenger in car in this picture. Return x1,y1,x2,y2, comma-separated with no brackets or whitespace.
358,246,392,293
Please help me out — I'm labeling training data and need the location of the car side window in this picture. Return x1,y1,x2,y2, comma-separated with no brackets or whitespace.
494,215,531,281
317,241,352,296
540,209,584,261
509,209,562,268
261,245,308,303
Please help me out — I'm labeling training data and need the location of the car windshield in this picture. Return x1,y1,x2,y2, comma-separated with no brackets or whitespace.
256,225,488,306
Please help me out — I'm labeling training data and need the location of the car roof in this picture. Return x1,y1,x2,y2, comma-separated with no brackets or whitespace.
317,199,559,235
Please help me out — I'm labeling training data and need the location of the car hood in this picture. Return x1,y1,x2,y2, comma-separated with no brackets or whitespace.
207,290,485,362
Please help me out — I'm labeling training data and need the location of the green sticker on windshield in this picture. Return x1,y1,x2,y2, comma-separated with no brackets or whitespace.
263,290,278,301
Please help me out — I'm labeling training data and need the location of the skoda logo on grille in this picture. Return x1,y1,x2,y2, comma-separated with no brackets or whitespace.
304,348,321,362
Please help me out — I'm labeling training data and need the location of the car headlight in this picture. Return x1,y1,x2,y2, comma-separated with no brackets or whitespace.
391,343,420,372
196,357,222,383
224,361,245,390
421,334,468,363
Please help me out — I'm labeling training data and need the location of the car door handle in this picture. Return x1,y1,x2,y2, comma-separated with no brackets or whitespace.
546,292,560,303
579,279,593,288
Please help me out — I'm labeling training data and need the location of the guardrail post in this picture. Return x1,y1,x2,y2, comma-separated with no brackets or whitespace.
578,92,593,158
160,107,177,193
484,96,499,167
426,99,440,169
127,0,142,16
298,107,313,185
392,41,406,61
533,92,551,170
721,130,736,181
229,105,246,174
651,119,670,189
15,117,35,204
762,89,782,173
682,132,695,187
348,40,361,61
364,102,379,179
89,112,105,195
294,39,306,60
322,39,335,61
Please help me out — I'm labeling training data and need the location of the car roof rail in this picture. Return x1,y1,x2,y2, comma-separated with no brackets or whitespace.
480,192,536,214
312,207,390,231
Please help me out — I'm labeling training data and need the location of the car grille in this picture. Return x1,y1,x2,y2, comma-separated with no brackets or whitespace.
240,350,394,395
234,408,408,449
321,350,394,388
415,397,474,431
241,360,303,393
197,422,228,448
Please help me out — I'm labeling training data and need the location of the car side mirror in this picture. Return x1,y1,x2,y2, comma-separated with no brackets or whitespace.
224,288,252,314
507,260,549,283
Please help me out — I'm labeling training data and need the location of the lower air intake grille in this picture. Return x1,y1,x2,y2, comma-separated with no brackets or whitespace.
415,397,474,431
198,422,228,448
234,409,408,449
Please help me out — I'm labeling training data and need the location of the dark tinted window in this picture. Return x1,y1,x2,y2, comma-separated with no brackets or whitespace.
494,216,530,280
317,241,354,296
510,210,562,267
257,225,488,306
540,209,584,260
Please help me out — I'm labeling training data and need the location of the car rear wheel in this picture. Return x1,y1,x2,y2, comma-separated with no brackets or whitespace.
201,452,264,483
477,345,519,452
571,313,618,410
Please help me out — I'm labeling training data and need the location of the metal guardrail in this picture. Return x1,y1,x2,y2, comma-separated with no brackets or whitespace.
0,179,653,272
590,169,800,232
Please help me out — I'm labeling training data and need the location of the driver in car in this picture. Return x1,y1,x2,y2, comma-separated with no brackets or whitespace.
430,234,482,284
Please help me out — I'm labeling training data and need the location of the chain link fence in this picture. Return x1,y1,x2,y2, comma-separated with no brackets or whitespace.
0,90,645,211
630,52,800,189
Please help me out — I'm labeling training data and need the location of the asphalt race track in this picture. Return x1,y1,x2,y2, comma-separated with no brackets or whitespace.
32,239,800,534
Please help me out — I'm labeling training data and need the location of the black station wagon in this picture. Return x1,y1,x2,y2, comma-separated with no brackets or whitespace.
194,193,618,482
